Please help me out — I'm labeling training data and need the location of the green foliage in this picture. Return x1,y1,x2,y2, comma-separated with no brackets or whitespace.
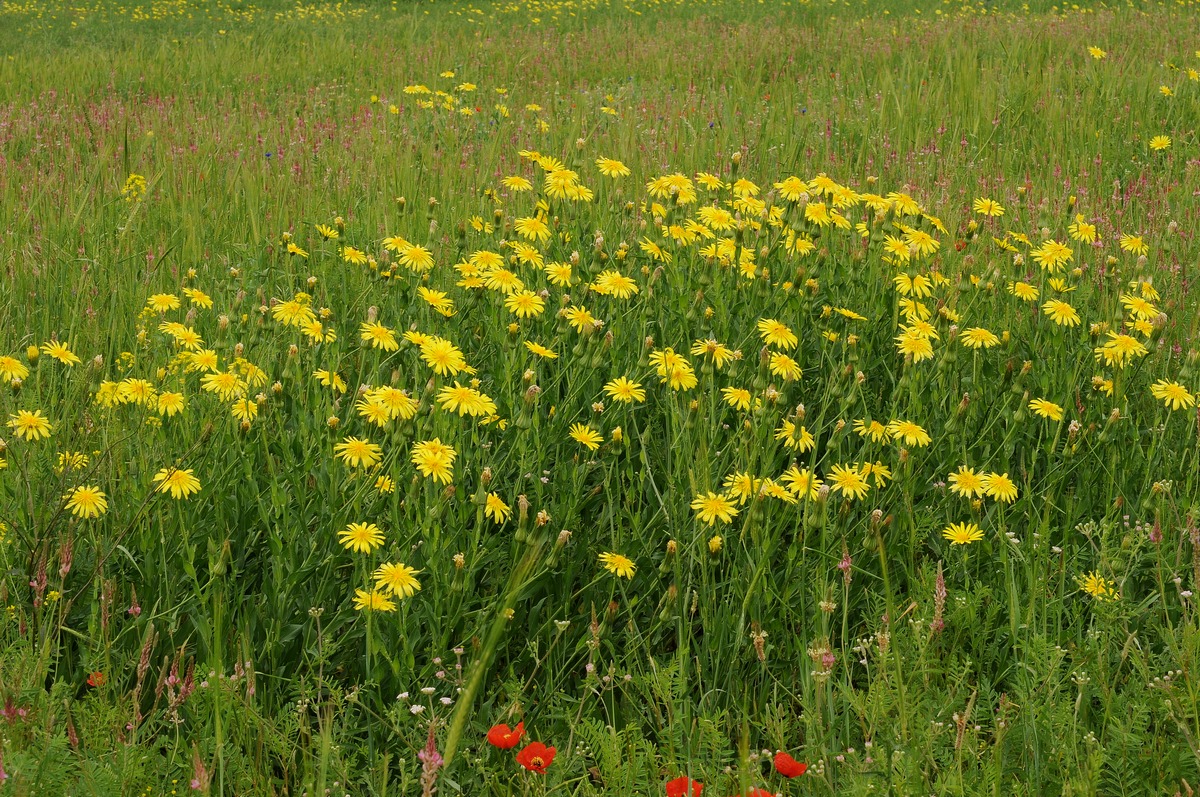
2,0,1200,795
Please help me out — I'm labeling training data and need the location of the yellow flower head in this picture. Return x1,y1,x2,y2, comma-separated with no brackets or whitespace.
599,552,636,579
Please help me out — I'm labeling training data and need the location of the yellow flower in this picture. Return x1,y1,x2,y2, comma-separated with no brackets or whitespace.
1118,234,1148,257
399,244,434,272
948,466,984,499
514,216,551,244
569,423,603,451
524,341,558,359
360,322,399,351
942,522,984,545
895,329,934,362
65,486,108,519
55,452,89,473
972,197,1004,217
374,562,422,597
1093,332,1148,368
690,492,739,525
591,270,639,298
505,290,546,319
153,467,202,499
353,589,396,612
1028,398,1064,421
773,175,806,201
543,261,573,286
369,387,419,420
1068,215,1097,244
774,420,815,452
1031,239,1073,273
420,336,468,376
485,493,512,524
599,552,636,579
853,419,888,443
722,472,759,505
146,293,180,313
768,352,803,382
502,175,533,192
0,355,30,382
1087,45,1107,59
1121,293,1159,320
828,464,869,501
313,369,347,393
1042,300,1081,328
339,522,384,553
201,371,245,401
335,437,383,469
40,341,82,366
691,338,738,368
1150,380,1196,411
438,383,496,417
721,386,752,411
604,377,645,404
231,398,258,422
757,318,798,350
1149,135,1172,151
7,409,53,441
418,287,455,316
1077,571,1117,601
887,419,931,447
960,328,1000,349
903,228,939,257
595,158,630,178
981,472,1018,503
1009,281,1039,302
411,438,457,483
781,467,823,500
183,287,213,308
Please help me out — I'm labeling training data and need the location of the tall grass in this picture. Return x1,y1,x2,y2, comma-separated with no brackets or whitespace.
1,1,1200,795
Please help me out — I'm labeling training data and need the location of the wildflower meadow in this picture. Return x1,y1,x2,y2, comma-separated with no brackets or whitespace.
2,0,1200,794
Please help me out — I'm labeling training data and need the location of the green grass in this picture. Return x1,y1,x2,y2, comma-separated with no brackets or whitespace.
2,0,1200,795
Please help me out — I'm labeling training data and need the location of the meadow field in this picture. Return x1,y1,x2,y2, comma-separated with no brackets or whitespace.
2,0,1200,794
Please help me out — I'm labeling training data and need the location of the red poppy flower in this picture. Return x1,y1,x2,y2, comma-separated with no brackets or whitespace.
731,789,775,797
487,721,524,749
666,776,704,797
86,671,106,687
773,752,807,778
515,741,556,774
